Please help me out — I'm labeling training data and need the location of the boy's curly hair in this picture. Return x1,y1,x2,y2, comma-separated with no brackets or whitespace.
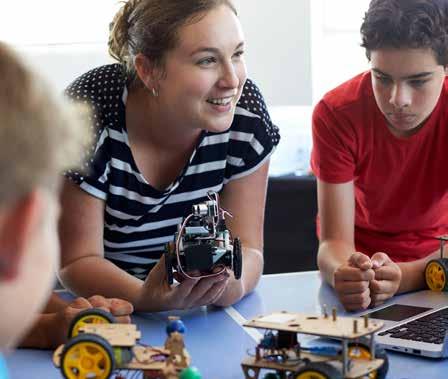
361,0,448,65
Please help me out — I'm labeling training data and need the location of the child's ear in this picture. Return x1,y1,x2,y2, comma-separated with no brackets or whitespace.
0,190,42,281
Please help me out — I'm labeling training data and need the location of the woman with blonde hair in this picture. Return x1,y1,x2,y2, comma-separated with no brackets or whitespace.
59,0,279,311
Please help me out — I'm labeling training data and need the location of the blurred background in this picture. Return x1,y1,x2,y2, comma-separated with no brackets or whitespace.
0,0,373,273
0,0,371,175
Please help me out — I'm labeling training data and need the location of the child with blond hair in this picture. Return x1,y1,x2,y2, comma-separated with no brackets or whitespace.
0,41,132,376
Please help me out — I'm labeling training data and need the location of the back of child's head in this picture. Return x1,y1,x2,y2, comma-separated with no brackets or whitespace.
0,41,89,350
0,41,88,203
361,0,448,65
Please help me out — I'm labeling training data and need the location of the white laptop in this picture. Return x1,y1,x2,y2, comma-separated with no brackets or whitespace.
360,290,448,358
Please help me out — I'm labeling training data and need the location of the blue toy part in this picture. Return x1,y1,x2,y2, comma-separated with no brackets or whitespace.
166,318,186,335
0,355,10,379
302,345,340,356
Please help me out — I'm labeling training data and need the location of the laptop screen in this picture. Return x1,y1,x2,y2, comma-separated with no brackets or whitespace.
366,304,432,322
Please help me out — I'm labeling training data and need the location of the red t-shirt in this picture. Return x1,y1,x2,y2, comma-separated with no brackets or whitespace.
311,71,448,262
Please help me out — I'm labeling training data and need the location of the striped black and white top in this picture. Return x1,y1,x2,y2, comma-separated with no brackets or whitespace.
66,64,280,279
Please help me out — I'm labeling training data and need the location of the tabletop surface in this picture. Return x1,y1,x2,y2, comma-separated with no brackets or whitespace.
5,271,448,379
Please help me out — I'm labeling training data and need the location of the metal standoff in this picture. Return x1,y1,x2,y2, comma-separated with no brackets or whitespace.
364,314,369,328
323,305,328,318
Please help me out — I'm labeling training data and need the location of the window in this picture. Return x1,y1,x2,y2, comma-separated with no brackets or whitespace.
0,0,120,45
311,0,371,102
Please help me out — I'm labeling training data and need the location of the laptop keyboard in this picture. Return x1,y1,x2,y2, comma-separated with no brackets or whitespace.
378,307,448,345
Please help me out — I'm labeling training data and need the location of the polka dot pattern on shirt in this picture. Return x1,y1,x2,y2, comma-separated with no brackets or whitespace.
64,64,280,279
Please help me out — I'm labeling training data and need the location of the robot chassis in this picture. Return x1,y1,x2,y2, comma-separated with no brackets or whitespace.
53,309,202,379
165,191,242,284
241,309,389,379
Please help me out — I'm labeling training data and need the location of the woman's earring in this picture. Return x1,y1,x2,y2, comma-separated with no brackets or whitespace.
151,88,158,97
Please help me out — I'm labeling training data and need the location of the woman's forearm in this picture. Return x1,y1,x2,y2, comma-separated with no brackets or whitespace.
59,256,144,306
213,247,263,307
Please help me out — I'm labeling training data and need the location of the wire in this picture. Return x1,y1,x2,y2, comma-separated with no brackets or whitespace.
174,193,228,280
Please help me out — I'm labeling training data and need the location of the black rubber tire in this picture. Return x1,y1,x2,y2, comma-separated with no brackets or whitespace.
67,308,115,339
61,333,115,379
233,237,242,280
374,345,389,379
165,242,175,285
294,361,342,379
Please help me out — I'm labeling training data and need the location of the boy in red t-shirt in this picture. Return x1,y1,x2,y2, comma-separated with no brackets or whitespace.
311,0,448,311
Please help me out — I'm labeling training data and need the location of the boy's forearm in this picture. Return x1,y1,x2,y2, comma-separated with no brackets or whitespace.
317,239,356,287
18,314,56,349
19,294,70,349
397,249,439,293
42,292,69,313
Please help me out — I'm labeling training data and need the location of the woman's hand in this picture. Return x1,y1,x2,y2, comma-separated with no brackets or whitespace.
136,255,230,311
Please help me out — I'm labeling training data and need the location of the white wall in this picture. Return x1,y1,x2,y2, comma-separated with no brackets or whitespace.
1,0,373,106
234,0,312,106
310,0,370,103
16,44,113,93
2,1,313,107
2,1,372,177
0,0,119,92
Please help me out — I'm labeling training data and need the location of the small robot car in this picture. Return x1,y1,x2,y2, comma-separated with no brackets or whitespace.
425,235,448,291
164,191,242,284
241,310,389,379
53,309,199,379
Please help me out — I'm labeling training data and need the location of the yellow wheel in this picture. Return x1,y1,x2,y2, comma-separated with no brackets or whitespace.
425,259,448,292
61,333,114,379
348,344,376,379
348,340,388,379
68,308,115,338
294,362,342,379
295,372,326,379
